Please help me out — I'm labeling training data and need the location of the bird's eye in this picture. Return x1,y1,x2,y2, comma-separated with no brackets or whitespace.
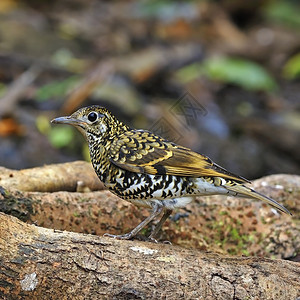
88,112,97,122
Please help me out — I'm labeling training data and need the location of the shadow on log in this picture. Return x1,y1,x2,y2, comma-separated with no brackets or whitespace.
0,212,299,299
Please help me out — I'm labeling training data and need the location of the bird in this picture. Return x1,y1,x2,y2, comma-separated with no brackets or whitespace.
51,105,291,240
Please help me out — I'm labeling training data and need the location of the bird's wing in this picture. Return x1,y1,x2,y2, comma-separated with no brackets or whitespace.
109,130,249,183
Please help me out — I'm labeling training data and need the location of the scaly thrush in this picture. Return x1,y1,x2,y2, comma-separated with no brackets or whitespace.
51,106,291,240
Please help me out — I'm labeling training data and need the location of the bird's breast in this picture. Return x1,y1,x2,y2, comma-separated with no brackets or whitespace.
103,169,187,200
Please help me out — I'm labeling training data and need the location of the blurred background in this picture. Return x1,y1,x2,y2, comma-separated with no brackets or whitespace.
0,0,299,180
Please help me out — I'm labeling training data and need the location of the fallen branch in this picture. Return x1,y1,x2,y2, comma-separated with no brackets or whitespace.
0,188,141,237
0,212,299,299
0,171,299,259
0,161,105,192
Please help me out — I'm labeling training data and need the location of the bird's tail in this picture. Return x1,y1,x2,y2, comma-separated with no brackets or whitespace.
225,184,292,215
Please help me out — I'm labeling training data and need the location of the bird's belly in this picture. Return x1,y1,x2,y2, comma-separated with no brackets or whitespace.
107,171,187,200
105,170,229,204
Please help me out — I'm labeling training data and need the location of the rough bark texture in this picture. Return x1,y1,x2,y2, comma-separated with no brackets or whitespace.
0,172,299,259
0,212,299,300
0,162,299,298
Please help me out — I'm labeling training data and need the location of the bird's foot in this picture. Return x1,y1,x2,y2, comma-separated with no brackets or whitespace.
148,237,158,243
162,240,172,245
103,232,133,240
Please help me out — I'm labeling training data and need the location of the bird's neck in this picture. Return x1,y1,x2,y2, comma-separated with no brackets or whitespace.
88,138,111,182
86,120,129,143
87,121,130,182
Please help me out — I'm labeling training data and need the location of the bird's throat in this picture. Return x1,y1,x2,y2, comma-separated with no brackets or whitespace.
89,140,111,183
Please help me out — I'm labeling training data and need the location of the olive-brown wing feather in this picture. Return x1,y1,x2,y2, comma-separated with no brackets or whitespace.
109,130,249,183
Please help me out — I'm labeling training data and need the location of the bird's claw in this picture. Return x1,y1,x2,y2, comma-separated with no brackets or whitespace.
148,237,158,243
162,240,172,245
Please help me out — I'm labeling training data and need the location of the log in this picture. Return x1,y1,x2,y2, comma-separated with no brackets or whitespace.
0,187,142,237
0,161,105,192
0,173,299,259
0,212,299,300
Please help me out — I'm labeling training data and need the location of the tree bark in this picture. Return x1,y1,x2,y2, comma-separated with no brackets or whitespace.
0,161,105,192
0,212,299,300
0,172,299,259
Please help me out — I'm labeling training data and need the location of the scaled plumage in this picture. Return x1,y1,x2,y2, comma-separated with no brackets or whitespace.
51,105,291,240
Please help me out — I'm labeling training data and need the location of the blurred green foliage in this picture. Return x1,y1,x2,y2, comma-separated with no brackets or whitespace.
36,75,79,102
82,143,91,162
36,115,51,135
51,49,87,73
36,115,74,148
201,57,277,91
283,52,300,79
176,57,277,91
0,82,7,97
48,126,75,148
36,115,90,161
264,0,300,29
175,62,202,83
134,0,197,20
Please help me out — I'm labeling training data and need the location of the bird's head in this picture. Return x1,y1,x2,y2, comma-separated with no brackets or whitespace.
51,106,129,143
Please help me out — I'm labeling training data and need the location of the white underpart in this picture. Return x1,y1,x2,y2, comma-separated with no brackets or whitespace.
129,197,193,209
192,177,228,195
124,175,232,209
116,175,229,198
162,196,193,209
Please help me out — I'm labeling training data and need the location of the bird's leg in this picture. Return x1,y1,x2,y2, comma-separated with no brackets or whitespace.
149,209,172,240
103,204,163,240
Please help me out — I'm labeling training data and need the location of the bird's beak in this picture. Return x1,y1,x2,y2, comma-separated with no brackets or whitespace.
51,116,87,127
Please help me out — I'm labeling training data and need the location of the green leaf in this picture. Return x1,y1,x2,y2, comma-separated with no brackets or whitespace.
48,126,74,148
283,52,300,79
201,57,277,91
36,115,51,135
175,62,202,83
36,75,80,102
263,1,300,29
